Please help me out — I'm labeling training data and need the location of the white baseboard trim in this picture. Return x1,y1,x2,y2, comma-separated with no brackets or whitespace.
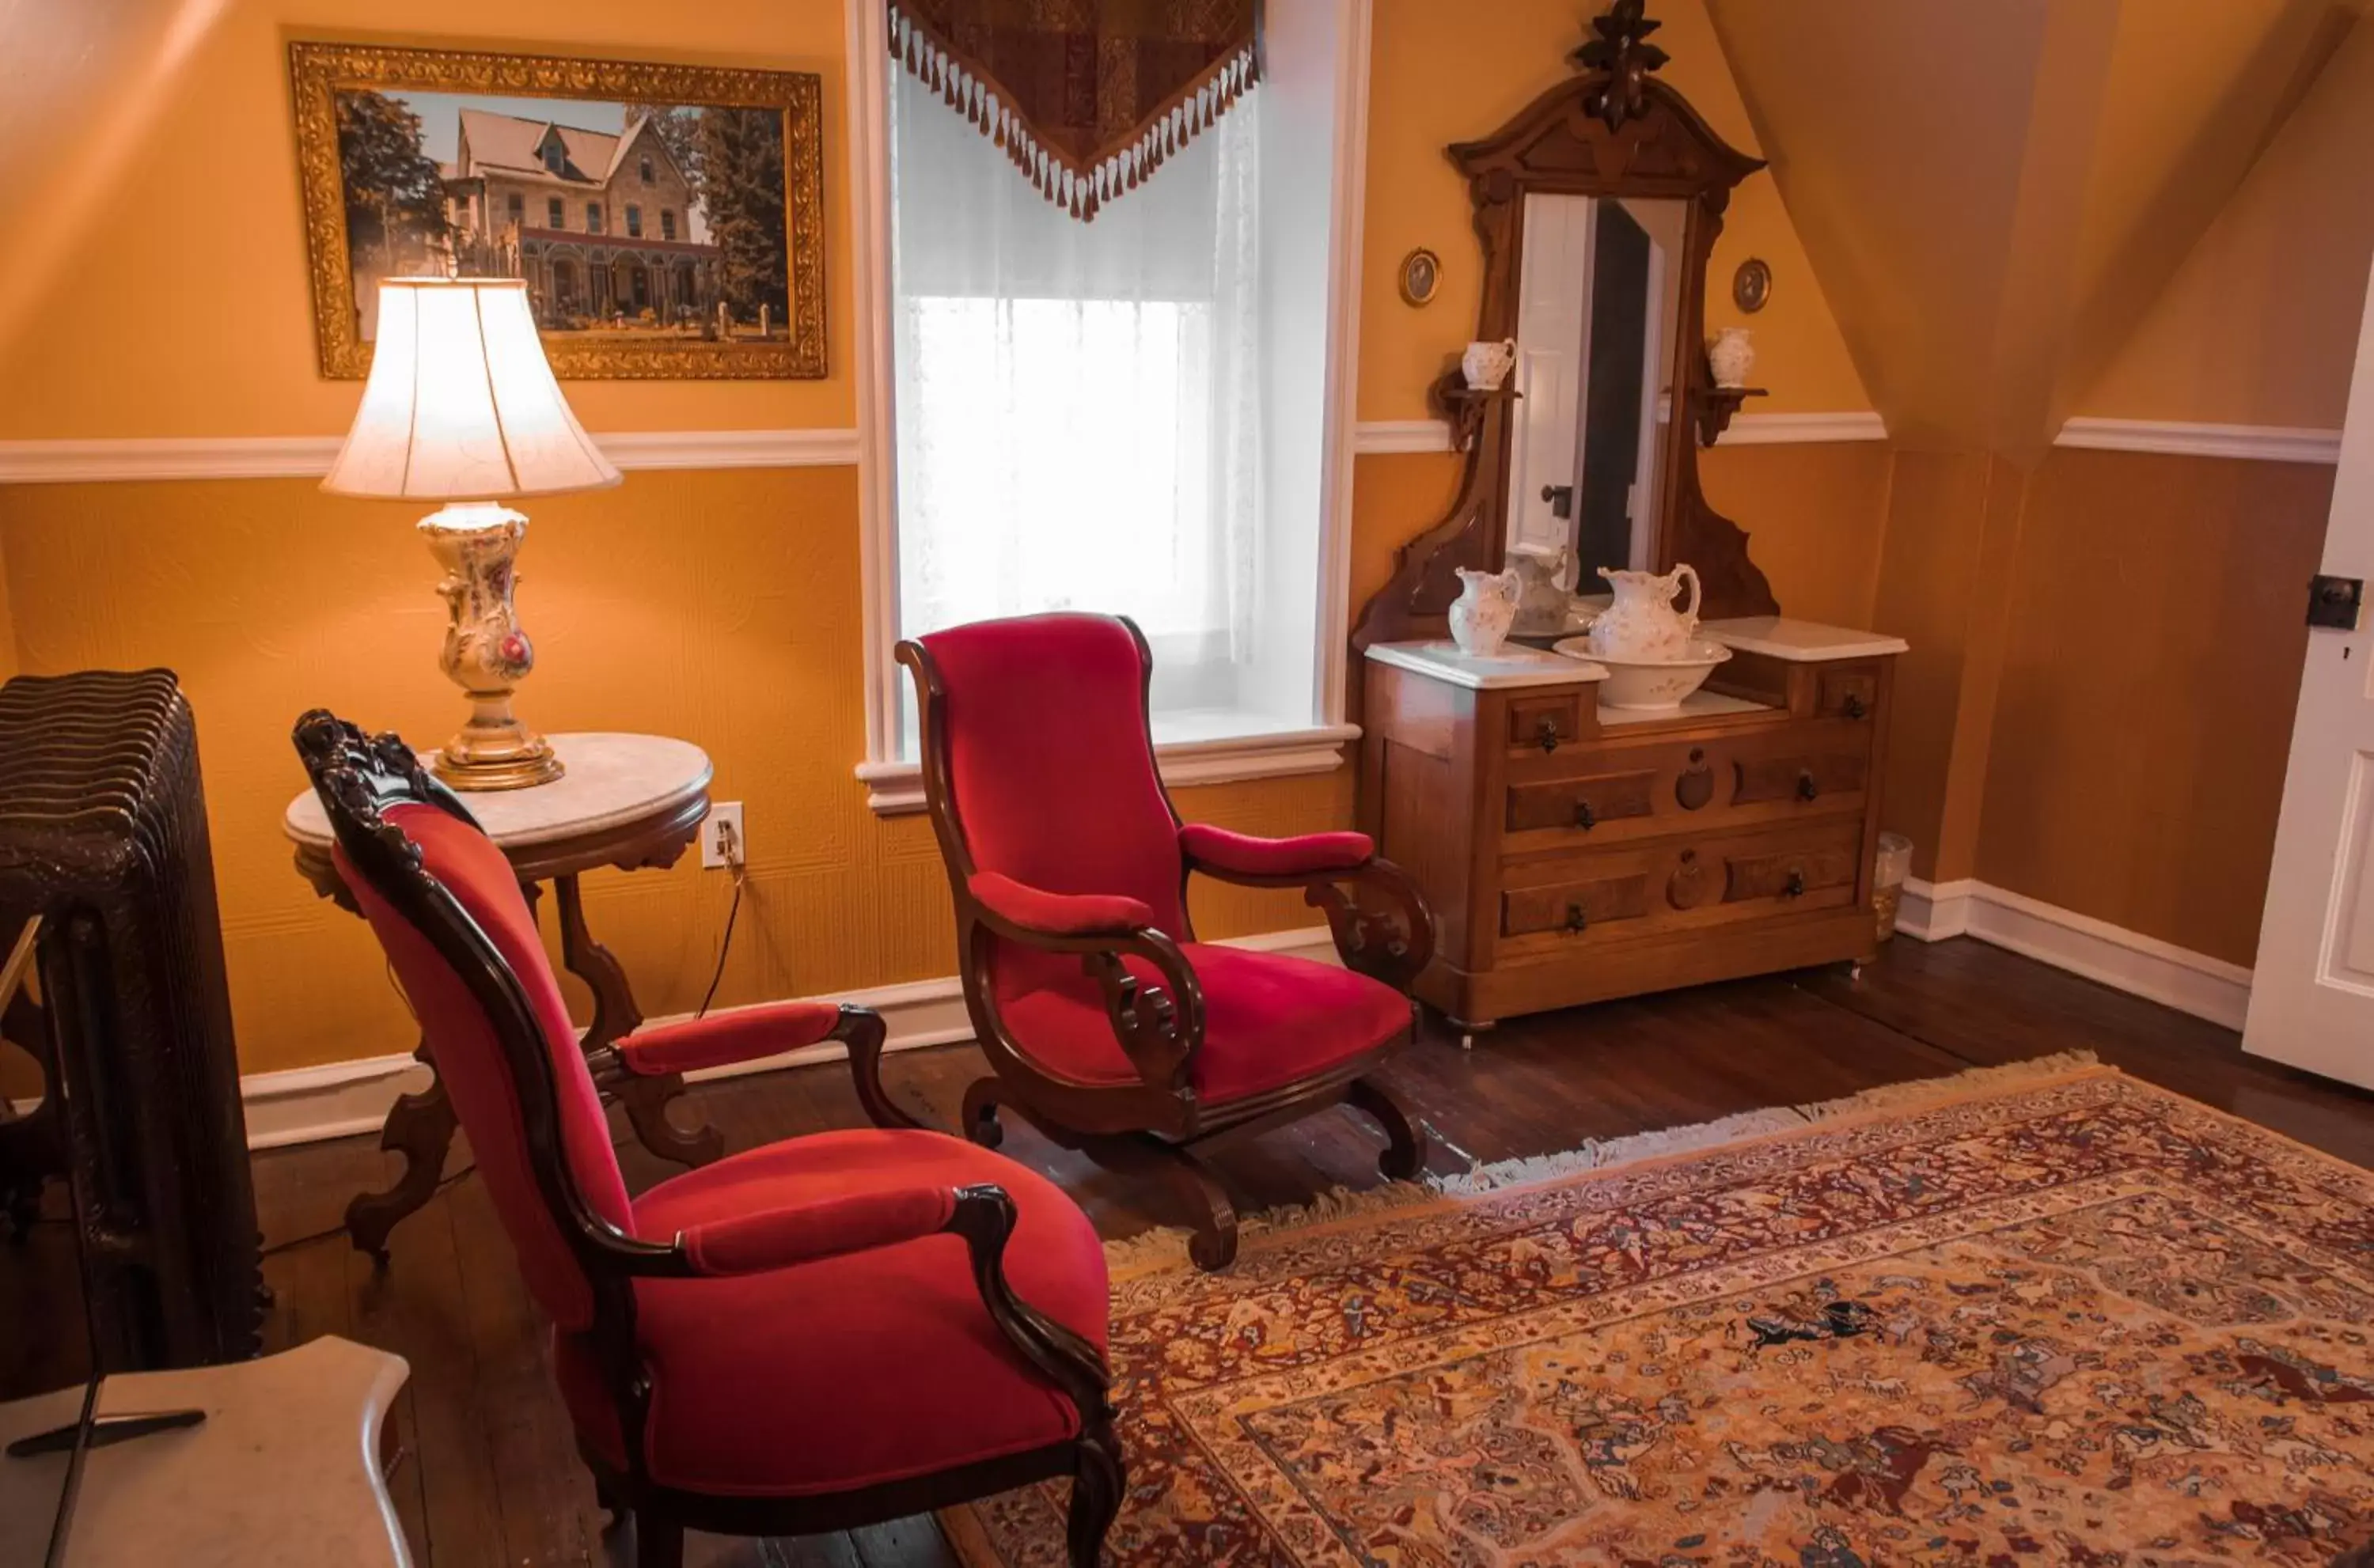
233,925,1341,1151
1350,411,1887,457
0,428,862,484
2053,417,2341,465
1895,876,2252,1030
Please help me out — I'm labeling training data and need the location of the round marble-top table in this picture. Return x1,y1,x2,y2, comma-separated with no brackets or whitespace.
284,733,719,1259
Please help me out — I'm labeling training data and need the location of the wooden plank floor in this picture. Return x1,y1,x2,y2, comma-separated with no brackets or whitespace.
20,934,2374,1565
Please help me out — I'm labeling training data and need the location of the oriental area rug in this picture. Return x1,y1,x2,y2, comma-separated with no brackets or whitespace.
942,1055,2374,1566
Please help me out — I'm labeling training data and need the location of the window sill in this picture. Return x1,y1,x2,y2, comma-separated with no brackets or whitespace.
856,721,1360,816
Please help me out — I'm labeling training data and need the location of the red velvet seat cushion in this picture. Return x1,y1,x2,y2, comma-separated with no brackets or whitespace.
999,944,1412,1102
555,1127,1108,1498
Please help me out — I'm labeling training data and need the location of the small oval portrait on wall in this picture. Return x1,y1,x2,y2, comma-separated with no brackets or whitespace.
1732,257,1773,314
1399,248,1441,307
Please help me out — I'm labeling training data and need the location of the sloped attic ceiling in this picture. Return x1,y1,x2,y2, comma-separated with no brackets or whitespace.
1706,0,2356,456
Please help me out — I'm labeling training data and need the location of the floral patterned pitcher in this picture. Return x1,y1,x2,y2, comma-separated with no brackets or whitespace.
1448,566,1522,657
1586,563,1701,660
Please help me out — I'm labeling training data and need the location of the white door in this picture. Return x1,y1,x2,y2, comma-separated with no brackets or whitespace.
2244,258,2374,1082
1507,195,1595,561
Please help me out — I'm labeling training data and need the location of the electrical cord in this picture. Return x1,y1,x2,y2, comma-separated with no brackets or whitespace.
697,820,747,1019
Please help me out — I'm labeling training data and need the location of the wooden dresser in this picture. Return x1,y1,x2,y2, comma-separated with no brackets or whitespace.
1358,617,1906,1032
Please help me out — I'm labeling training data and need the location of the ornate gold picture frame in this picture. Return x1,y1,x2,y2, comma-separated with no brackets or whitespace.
290,40,826,381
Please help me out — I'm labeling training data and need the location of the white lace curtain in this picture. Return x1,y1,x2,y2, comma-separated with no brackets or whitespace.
888,59,1264,717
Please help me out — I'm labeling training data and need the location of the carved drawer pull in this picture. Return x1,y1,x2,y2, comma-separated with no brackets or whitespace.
1676,748,1714,812
1564,902,1589,934
1574,799,1596,831
1783,869,1806,899
1536,716,1563,753
1840,693,1867,720
1796,771,1819,802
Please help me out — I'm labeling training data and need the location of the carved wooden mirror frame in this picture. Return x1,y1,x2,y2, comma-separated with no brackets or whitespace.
1351,4,1779,661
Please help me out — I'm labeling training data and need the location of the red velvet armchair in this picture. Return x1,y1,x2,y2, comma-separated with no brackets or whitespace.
294,711,1121,1568
897,613,1437,1270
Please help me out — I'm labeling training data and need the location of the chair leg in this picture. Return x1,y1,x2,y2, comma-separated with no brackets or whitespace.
961,1077,1005,1149
1347,1077,1428,1182
1067,1413,1126,1566
1090,1135,1238,1271
634,1513,684,1568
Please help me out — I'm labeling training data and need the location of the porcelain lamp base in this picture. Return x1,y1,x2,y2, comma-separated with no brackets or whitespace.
419,502,564,792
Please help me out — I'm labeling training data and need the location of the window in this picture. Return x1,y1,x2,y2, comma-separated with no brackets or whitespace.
547,196,564,229
660,209,677,241
856,2,1363,811
506,191,524,226
639,154,655,184
586,202,605,234
542,140,564,175
625,204,643,238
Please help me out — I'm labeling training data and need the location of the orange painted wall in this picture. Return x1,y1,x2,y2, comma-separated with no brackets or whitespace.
0,0,855,439
0,0,1890,1077
0,470,1342,1074
1974,449,2333,964
1359,0,1871,424
2076,13,2374,429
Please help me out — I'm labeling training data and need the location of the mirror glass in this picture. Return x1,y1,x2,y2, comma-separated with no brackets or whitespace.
1504,193,1688,609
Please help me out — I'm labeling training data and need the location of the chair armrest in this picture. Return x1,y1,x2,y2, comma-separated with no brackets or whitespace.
968,871,1154,938
960,873,1201,1097
676,1184,958,1276
1179,824,1374,881
672,1184,1116,1439
612,1000,848,1078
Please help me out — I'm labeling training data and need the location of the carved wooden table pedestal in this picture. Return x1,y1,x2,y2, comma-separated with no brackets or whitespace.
285,733,719,1260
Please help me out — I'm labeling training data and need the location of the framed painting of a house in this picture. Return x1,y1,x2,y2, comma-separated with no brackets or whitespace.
289,41,825,380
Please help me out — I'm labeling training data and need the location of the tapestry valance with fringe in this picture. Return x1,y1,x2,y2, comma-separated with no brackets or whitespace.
886,0,1261,222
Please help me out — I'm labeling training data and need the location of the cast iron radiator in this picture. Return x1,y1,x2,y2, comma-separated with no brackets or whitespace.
0,668,261,1368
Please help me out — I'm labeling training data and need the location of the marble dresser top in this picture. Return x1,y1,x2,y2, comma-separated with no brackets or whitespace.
1366,639,1608,690
1699,615,1909,662
284,732,711,850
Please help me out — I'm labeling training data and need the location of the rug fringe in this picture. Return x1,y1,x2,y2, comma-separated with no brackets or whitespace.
1103,1050,2104,1274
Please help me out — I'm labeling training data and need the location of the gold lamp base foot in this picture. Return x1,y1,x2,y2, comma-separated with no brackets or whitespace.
434,715,563,792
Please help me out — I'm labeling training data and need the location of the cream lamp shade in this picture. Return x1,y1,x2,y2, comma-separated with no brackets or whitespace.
324,277,620,501
327,276,617,792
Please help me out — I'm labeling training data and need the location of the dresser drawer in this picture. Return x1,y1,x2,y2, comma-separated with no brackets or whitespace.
1497,816,1864,952
1504,720,1872,848
1815,661,1884,723
1504,691,1587,756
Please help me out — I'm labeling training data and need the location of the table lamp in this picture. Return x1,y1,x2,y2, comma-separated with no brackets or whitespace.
323,277,620,790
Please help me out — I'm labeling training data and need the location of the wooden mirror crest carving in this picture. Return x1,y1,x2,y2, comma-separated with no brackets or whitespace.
1351,0,1779,661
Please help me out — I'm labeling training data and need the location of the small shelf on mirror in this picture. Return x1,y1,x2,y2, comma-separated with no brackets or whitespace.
1431,373,1525,450
1690,384,1767,446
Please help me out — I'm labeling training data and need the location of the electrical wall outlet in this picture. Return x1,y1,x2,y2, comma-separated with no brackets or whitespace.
700,802,745,869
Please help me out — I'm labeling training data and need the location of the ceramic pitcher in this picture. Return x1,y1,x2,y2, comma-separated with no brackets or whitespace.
1462,338,1518,391
1587,562,1701,660
1448,566,1522,657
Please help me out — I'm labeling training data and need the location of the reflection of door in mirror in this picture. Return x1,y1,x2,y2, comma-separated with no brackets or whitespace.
1505,193,1684,600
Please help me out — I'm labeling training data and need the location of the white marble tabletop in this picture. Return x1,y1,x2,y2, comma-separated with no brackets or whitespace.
1699,616,1909,662
0,1336,411,1567
1367,639,1610,691
284,732,711,850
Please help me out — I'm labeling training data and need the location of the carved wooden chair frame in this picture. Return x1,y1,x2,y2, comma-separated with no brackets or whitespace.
293,710,1121,1568
897,619,1438,1271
